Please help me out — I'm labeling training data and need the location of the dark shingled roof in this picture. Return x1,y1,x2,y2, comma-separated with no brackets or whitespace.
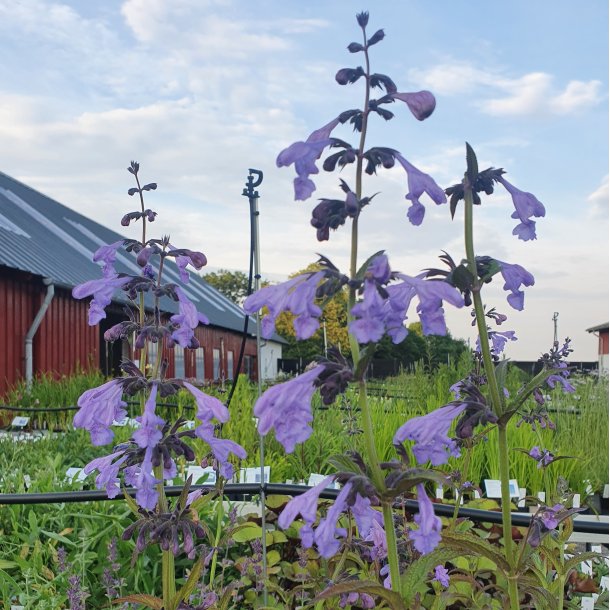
586,322,609,333
0,170,284,342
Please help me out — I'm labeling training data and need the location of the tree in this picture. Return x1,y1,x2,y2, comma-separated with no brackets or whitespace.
203,269,267,305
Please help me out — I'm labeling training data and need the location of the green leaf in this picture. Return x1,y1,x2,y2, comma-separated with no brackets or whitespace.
563,551,607,574
232,523,272,545
400,548,462,605
265,494,291,510
40,530,76,547
465,142,478,186
441,531,511,574
315,579,408,610
113,594,164,608
122,488,141,516
172,556,204,606
327,453,361,474
0,560,18,569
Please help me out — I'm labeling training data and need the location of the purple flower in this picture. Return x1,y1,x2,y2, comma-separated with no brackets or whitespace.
73,379,127,445
168,245,208,283
243,272,324,340
92,240,123,276
183,381,229,423
170,286,209,348
278,474,336,544
132,384,165,449
433,564,450,587
395,153,446,226
409,484,442,554
349,257,464,345
253,365,324,452
528,446,555,468
496,260,535,311
528,503,584,547
394,403,467,465
194,420,247,479
547,364,575,393
277,117,341,200
390,90,436,121
496,176,546,241
477,329,517,354
83,449,128,498
364,519,388,561
73,275,131,325
131,447,160,510
313,482,351,557
351,494,384,540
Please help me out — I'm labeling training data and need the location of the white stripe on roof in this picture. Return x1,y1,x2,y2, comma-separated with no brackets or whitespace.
1,188,93,260
0,209,30,238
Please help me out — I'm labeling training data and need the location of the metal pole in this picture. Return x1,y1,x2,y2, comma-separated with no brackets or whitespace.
552,312,559,344
242,169,267,605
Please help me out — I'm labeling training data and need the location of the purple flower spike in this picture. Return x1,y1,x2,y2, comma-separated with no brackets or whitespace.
497,260,535,311
496,176,546,241
391,91,436,121
83,449,128,498
253,365,324,453
132,384,165,449
395,153,446,226
277,117,341,200
73,275,131,325
528,446,555,468
394,403,467,465
349,280,387,343
73,379,127,446
194,420,247,479
410,484,442,554
433,564,450,587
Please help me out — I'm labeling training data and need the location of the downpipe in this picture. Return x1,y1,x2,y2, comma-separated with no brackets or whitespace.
25,277,54,390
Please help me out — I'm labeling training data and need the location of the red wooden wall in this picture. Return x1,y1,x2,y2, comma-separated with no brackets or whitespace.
0,269,98,395
0,268,258,396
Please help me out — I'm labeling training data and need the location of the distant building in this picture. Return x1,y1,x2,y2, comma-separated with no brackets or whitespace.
586,322,609,374
0,170,284,395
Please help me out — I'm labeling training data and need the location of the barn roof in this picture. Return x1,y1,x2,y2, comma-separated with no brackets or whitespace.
586,322,609,333
0,170,285,342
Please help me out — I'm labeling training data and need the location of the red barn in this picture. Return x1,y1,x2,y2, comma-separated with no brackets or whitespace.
586,322,609,375
0,171,283,395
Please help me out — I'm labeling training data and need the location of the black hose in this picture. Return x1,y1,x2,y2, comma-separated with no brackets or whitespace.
0,483,606,533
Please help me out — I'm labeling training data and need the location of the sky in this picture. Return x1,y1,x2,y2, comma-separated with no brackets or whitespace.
0,0,607,360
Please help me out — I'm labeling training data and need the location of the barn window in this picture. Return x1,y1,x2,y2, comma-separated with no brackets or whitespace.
174,345,185,378
195,348,205,382
213,348,221,380
227,350,234,380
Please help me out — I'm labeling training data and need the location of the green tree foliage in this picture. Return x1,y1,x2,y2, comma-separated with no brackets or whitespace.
203,269,268,305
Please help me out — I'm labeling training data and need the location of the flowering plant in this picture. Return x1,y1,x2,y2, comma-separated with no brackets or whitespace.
68,11,602,610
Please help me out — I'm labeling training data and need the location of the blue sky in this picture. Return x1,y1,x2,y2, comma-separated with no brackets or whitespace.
0,0,607,359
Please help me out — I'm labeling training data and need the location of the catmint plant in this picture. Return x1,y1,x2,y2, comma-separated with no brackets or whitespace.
71,161,246,609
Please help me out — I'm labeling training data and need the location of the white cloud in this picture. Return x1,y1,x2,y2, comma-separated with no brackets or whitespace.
410,61,603,117
587,175,609,217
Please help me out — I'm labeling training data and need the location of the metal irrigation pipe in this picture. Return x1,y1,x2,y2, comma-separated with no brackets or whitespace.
0,483,607,534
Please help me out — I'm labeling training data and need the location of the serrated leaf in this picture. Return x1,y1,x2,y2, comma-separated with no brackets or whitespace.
401,548,461,605
442,531,511,574
113,594,163,608
315,579,407,610
564,551,606,574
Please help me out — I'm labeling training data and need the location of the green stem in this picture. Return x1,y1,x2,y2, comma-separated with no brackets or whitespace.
154,465,176,608
208,496,225,587
464,181,519,610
